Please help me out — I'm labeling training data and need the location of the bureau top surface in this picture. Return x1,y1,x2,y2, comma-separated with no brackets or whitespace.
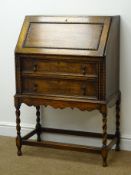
15,16,111,57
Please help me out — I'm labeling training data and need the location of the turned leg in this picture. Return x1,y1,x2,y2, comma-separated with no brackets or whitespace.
115,93,121,151
15,103,22,156
36,106,42,142
101,106,108,167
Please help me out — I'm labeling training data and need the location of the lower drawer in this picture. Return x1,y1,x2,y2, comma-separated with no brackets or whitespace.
22,77,98,99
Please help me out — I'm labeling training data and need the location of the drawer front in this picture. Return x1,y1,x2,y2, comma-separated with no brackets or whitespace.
22,77,98,99
21,58,98,76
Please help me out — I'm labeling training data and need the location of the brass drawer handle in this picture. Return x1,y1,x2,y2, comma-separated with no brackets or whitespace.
81,64,86,75
33,84,38,92
81,83,86,96
33,64,38,72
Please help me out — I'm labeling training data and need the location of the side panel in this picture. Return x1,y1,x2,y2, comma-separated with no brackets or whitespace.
15,55,22,94
105,16,120,101
99,60,106,100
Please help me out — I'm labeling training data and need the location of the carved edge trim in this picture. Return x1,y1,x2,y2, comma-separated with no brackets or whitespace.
14,96,106,112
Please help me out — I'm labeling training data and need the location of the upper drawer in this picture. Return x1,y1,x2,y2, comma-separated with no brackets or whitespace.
21,58,98,76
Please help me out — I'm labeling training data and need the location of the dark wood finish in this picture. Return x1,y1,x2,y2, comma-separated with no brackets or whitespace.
107,138,117,150
22,129,36,140
41,127,115,139
21,58,98,76
101,107,108,167
105,17,120,101
21,127,116,159
22,128,115,140
24,23,103,50
15,101,22,156
14,15,120,166
22,140,101,154
16,16,111,57
115,91,121,151
22,77,98,99
35,106,42,141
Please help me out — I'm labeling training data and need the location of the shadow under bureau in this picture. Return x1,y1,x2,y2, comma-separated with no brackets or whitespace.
14,15,120,166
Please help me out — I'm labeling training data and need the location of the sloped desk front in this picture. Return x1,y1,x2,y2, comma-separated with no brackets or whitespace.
14,16,120,167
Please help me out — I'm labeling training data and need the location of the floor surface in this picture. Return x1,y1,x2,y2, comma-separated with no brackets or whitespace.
0,136,131,175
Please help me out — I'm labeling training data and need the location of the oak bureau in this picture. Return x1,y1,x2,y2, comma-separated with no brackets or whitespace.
14,16,120,166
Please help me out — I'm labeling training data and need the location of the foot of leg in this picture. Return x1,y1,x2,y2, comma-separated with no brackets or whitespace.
101,147,108,167
16,136,22,156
